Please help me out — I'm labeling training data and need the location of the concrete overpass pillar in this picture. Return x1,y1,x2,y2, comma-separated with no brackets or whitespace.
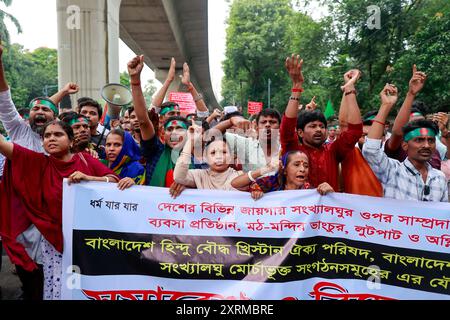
56,0,121,105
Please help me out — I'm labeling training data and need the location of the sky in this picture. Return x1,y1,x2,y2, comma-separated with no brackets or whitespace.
1,0,230,100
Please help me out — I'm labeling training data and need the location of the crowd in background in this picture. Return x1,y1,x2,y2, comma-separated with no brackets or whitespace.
0,46,449,300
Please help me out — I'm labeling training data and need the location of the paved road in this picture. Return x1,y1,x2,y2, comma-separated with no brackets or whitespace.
1,249,22,300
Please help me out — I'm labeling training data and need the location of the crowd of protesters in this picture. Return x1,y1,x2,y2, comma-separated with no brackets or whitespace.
0,43,449,300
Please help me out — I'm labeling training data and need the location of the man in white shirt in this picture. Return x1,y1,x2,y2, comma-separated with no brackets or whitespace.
213,108,281,173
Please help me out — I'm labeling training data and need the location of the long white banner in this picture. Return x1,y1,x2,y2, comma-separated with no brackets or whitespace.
61,181,450,300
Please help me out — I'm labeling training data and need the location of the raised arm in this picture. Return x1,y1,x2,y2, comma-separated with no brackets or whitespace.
128,55,155,141
329,69,365,160
173,122,200,188
0,43,7,92
49,82,79,106
206,108,222,125
305,96,317,111
338,70,361,131
284,54,304,119
386,65,427,151
338,93,347,130
0,43,23,130
151,57,176,109
435,112,450,159
340,69,362,125
368,84,398,140
181,62,208,114
0,135,13,159
213,116,251,134
363,84,399,184
280,54,304,153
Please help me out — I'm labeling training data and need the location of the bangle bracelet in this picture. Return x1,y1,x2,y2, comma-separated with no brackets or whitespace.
248,171,256,182
290,96,300,101
131,81,141,86
105,176,110,183
194,94,203,102
345,89,357,96
291,88,304,93
373,119,385,126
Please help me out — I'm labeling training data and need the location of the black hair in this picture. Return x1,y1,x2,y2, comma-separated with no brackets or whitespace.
362,110,379,126
201,120,210,132
223,111,244,121
59,111,75,121
107,128,125,142
160,102,180,114
163,116,189,130
255,108,281,124
126,106,134,116
204,136,230,153
161,101,179,108
77,97,92,106
186,113,197,120
18,108,30,118
78,98,103,119
402,119,439,137
59,111,88,124
411,101,428,116
296,110,327,130
41,120,74,141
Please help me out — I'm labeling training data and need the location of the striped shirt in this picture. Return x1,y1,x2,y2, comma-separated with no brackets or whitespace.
362,138,448,202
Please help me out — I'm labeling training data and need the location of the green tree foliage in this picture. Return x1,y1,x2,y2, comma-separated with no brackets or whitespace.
389,12,450,112
221,0,292,112
322,0,450,113
2,44,58,107
222,0,450,114
120,71,130,88
286,12,333,111
143,79,157,106
0,0,22,44
120,72,157,106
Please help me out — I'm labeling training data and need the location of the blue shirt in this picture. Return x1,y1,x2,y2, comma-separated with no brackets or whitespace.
140,137,207,185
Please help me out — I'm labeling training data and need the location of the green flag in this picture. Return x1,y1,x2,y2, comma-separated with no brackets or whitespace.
324,99,335,120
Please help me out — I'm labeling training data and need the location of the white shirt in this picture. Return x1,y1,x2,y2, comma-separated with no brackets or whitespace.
0,153,4,177
224,132,279,173
0,89,44,153
362,138,448,202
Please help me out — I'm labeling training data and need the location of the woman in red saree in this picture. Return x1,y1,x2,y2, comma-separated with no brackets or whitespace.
0,120,122,299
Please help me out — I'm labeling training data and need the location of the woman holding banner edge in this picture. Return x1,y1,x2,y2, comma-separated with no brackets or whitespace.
0,119,137,300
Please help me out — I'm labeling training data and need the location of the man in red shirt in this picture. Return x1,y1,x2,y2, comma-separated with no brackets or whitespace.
280,55,363,191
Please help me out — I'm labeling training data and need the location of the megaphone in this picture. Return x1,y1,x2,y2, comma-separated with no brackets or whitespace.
101,83,133,123
101,83,132,107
